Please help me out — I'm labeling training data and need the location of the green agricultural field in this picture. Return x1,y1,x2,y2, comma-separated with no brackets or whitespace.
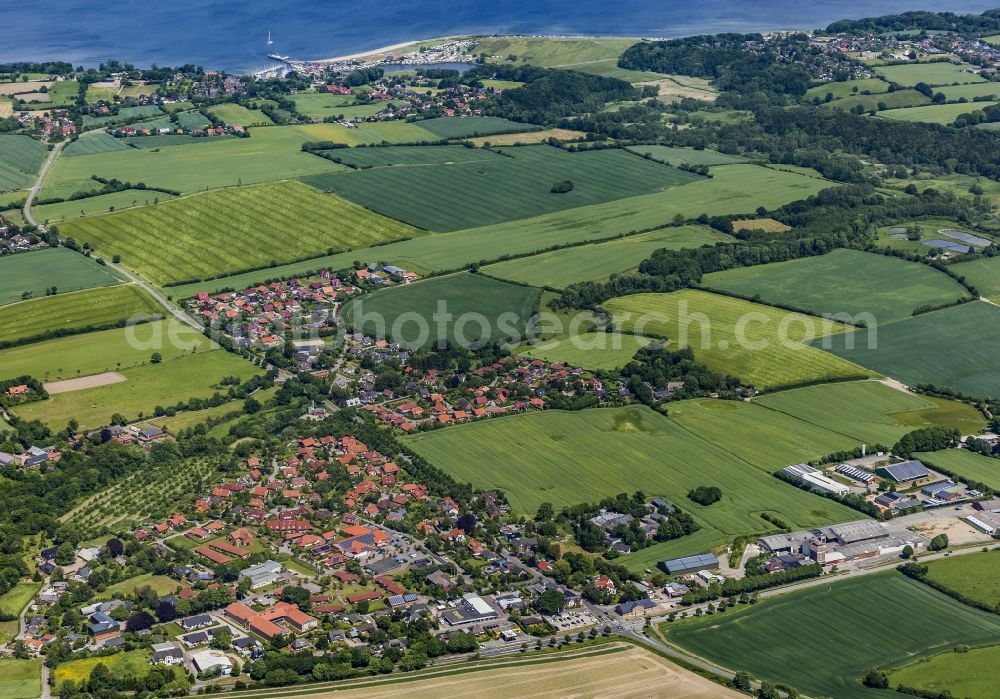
417,116,540,139
54,650,151,686
169,164,834,296
207,102,273,126
667,573,1000,699
0,247,123,306
826,89,930,112
304,145,702,231
81,104,164,128
822,300,1000,398
875,62,986,87
96,573,178,600
62,131,132,157
702,249,969,323
921,549,1000,609
342,272,540,349
292,92,355,119
325,144,502,168
950,255,1000,303
936,82,1000,100
0,659,42,699
0,582,41,639
174,110,212,130
404,405,859,556
0,134,47,193
915,449,1000,491
35,188,174,222
468,36,638,70
41,125,345,199
484,226,729,289
604,290,871,390
16,345,262,429
755,380,985,446
60,180,421,286
125,134,234,149
515,333,653,371
665,398,857,471
877,100,998,124
805,78,890,100
0,284,161,345
889,643,1000,698
624,145,749,166
295,121,439,146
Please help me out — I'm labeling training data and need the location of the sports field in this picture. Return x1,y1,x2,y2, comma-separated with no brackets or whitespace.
0,285,161,345
0,134,47,193
208,103,273,126
874,62,986,87
950,255,1000,303
515,333,653,371
604,290,871,390
484,226,729,289
0,659,42,699
822,300,1000,397
304,145,703,231
625,145,748,166
754,380,985,446
667,573,1000,699
914,449,1000,491
877,100,999,124
702,249,968,323
41,125,346,199
404,405,859,548
889,643,1000,698
60,181,421,286
342,273,540,349
0,247,123,305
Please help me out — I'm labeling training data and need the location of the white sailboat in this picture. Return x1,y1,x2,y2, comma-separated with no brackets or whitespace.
266,31,274,46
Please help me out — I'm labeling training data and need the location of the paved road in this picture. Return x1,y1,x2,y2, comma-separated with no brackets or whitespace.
22,140,65,227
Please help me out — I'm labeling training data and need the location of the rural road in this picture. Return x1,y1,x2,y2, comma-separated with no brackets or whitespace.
22,139,66,227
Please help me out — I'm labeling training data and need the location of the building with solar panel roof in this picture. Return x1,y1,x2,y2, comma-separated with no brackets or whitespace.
875,459,930,483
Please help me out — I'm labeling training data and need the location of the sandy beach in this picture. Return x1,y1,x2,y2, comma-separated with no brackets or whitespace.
312,36,465,64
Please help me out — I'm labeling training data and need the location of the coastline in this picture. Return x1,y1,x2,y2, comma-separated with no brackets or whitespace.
310,35,467,64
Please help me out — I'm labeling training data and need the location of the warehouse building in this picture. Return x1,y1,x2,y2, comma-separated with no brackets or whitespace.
657,552,719,576
875,460,930,483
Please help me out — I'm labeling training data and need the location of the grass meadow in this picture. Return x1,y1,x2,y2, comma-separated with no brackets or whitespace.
921,549,1000,609
0,659,42,699
304,145,703,231
207,103,273,126
702,249,969,323
950,255,1000,303
0,284,161,345
81,104,164,128
35,188,174,222
60,181,421,286
0,247,123,305
326,144,500,168
63,131,133,157
0,134,48,193
291,92,355,119
666,573,1000,699
0,582,41,643
54,650,151,685
805,78,890,100
95,573,179,600
416,116,539,139
483,226,729,289
404,405,859,556
889,643,1000,698
624,145,748,166
826,89,930,112
822,300,1000,397
874,62,986,87
515,333,653,371
914,449,1000,491
877,100,999,124
604,290,871,390
342,272,540,349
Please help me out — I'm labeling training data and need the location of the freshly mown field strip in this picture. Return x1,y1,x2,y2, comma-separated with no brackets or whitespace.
34,188,172,222
16,347,262,429
0,659,42,699
327,144,502,168
207,102,273,126
515,333,653,371
404,405,859,550
416,116,540,139
304,145,703,231
0,285,161,345
483,226,729,289
875,62,986,87
41,125,346,199
62,131,132,157
826,89,929,112
60,180,421,286
279,643,738,699
915,449,1000,491
754,380,985,446
604,290,871,390
702,249,969,323
889,643,1000,698
667,573,1000,699
805,78,890,100
54,650,151,685
921,549,1000,609
822,300,1000,397
0,134,47,192
342,273,540,349
0,247,122,306
877,100,999,124
950,255,1000,303
169,164,834,296
81,104,164,128
292,92,355,118
664,398,857,472
0,319,211,382
624,145,748,166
